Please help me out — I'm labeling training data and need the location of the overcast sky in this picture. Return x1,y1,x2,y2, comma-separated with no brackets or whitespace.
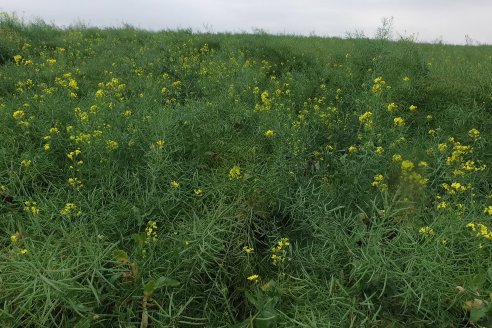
2,0,492,45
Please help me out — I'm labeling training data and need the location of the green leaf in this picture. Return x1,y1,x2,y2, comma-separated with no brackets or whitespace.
470,307,487,323
154,276,180,288
487,267,492,283
112,249,129,264
144,280,155,297
245,290,258,308
260,280,276,292
255,308,278,328
144,277,180,297
132,233,146,247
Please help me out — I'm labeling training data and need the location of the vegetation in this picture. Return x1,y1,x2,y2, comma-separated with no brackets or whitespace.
1,12,492,327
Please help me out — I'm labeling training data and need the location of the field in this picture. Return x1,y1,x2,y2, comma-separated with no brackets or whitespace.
1,13,492,327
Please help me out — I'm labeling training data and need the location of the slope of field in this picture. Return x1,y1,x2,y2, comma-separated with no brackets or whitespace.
1,14,492,327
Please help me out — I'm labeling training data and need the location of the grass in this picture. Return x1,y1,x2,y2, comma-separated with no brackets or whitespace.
1,12,492,327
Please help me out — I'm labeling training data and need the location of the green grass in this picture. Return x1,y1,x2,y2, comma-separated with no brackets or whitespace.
1,12,492,327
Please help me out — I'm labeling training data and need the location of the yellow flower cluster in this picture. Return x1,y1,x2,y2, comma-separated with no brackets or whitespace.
400,159,428,186
23,201,40,215
441,182,467,195
371,174,388,192
466,223,492,240
151,139,166,150
264,129,276,137
12,109,30,127
229,165,241,180
68,177,83,191
358,111,373,128
243,246,254,254
485,206,492,216
21,159,32,167
67,148,82,160
271,237,290,266
254,90,272,111
393,117,405,127
106,140,119,151
446,140,472,166
60,203,81,217
247,274,260,283
392,154,402,162
371,76,386,93
419,226,435,236
145,220,158,243
401,160,414,171
387,102,398,112
170,181,180,189
468,128,480,140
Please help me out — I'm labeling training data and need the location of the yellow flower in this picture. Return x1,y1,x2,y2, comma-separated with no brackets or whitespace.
372,77,386,93
387,103,398,112
60,203,80,217
243,246,254,254
261,91,269,103
68,79,78,90
372,174,384,185
47,59,57,65
401,160,414,171
264,130,275,137
145,220,158,242
229,165,241,180
12,110,25,120
106,140,119,151
438,143,447,152
450,182,466,193
437,201,447,209
21,159,32,167
193,188,203,197
155,140,166,150
123,110,132,117
247,274,260,283
375,146,384,154
408,104,417,112
67,149,82,160
485,206,492,216
13,55,23,64
419,226,435,236
371,174,388,191
393,117,405,126
19,248,29,255
172,80,182,89
392,154,402,162
426,115,433,121
95,89,104,97
170,181,180,189
403,76,410,81
23,201,40,215
10,234,18,243
49,127,59,134
43,143,51,151
468,128,480,140
358,111,373,128
348,145,357,153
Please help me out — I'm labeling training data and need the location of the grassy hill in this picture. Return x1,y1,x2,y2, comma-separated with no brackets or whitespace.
1,13,492,327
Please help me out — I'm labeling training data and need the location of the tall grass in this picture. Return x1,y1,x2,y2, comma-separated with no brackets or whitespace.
1,12,492,327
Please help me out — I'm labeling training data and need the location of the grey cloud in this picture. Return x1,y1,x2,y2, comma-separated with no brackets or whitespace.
1,0,491,44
